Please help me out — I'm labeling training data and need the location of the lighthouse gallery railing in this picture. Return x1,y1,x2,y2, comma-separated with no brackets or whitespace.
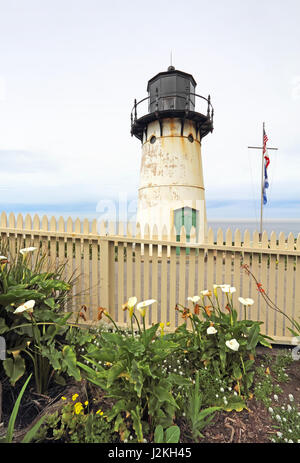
130,93,214,128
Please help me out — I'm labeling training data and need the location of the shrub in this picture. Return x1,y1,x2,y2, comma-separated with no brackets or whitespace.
77,300,190,442
0,245,84,393
174,285,273,397
34,396,118,443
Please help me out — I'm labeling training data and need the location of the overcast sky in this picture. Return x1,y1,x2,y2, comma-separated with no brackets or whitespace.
0,0,299,223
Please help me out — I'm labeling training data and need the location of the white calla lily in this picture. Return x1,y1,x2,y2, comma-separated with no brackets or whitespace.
14,300,36,314
221,286,236,294
238,297,254,306
0,256,8,260
20,247,37,255
207,326,217,335
122,296,137,319
127,296,137,308
225,338,240,351
200,290,212,297
136,299,156,317
187,296,201,303
213,284,224,297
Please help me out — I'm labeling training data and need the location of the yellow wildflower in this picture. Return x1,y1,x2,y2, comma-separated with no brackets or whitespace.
159,322,164,337
84,401,89,406
74,402,84,415
72,393,79,401
61,396,67,401
96,409,104,415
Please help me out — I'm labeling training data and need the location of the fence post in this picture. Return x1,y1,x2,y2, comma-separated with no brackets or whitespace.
99,238,114,314
100,238,109,309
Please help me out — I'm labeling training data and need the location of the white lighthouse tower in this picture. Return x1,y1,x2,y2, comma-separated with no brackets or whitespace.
131,66,213,242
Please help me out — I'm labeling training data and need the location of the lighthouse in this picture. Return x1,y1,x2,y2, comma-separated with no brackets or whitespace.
131,66,213,242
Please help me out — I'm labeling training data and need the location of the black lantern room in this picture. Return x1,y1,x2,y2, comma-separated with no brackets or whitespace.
131,66,214,141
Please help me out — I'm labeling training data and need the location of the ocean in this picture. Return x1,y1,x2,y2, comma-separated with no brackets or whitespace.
97,219,300,239
207,219,300,239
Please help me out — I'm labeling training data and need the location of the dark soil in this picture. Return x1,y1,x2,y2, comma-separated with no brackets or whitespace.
0,347,299,444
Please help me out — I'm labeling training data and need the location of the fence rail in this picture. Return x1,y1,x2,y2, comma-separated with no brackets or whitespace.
1,212,299,345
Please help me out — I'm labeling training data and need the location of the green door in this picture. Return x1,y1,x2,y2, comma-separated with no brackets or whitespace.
174,207,198,255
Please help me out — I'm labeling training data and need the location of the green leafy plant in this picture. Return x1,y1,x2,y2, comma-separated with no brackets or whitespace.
34,396,117,443
184,370,220,440
253,364,283,408
78,299,188,442
175,284,273,396
154,424,180,443
0,244,83,393
269,397,300,443
271,351,293,382
253,353,292,407
0,374,46,443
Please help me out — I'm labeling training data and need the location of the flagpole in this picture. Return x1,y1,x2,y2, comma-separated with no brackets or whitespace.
259,122,265,239
248,126,278,242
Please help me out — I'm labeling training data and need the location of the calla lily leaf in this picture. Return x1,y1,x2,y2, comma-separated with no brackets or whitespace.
3,354,26,386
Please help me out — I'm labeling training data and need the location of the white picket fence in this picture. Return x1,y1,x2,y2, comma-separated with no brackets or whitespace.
1,212,299,344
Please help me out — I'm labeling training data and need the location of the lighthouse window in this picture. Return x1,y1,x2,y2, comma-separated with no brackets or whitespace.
188,134,194,143
150,135,156,144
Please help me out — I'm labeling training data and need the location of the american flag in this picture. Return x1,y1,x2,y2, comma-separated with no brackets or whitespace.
263,128,269,204
263,129,270,168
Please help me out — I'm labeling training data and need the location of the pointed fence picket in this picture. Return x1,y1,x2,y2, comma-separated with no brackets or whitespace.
0,211,299,343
